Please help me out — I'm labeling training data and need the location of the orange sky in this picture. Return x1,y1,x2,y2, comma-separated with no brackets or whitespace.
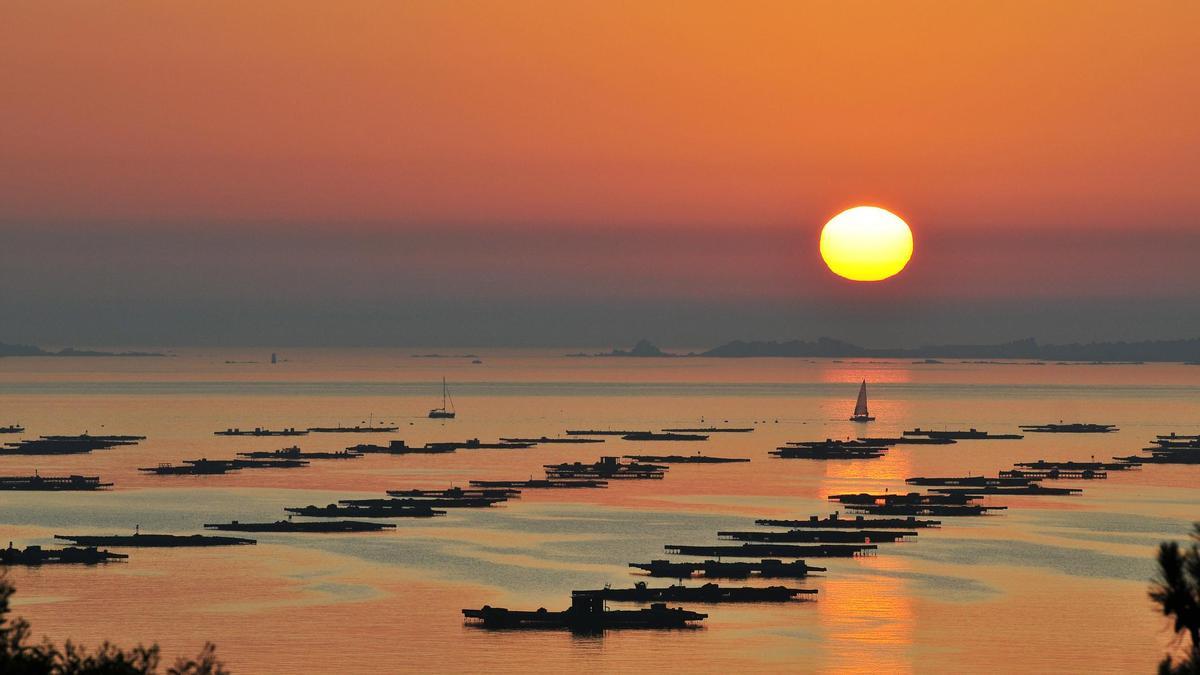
3,1,1197,230
2,2,1199,346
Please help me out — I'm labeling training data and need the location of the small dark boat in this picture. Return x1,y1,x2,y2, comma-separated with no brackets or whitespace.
771,449,885,460
0,425,24,434
754,514,941,529
349,440,455,455
565,430,651,436
906,475,1035,487
1011,460,1137,471
828,492,981,506
463,592,706,631
428,377,456,419
139,460,239,475
339,495,505,508
1019,423,1118,433
771,445,885,460
468,479,608,489
858,436,957,445
1116,453,1200,465
2,438,133,455
928,485,1081,496
214,427,308,436
1143,444,1200,454
1,544,128,566
849,380,874,422
664,543,876,558
622,432,709,442
222,458,309,469
499,436,605,444
348,440,404,454
845,504,1005,517
0,473,113,491
1000,468,1108,480
623,454,749,464
352,439,460,454
903,428,1023,440
629,558,825,579
204,519,396,533
56,531,255,547
307,425,399,433
544,456,667,479
387,486,518,499
787,439,890,448
39,434,145,443
1150,440,1200,450
238,446,362,460
284,503,446,518
448,439,535,450
661,427,754,433
582,581,814,603
716,529,914,543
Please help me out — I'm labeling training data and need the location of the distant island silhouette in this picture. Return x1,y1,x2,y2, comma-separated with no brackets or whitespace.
567,339,670,357
582,337,1200,363
0,341,166,358
6,336,1198,362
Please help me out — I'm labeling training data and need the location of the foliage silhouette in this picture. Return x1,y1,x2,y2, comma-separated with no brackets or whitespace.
1152,524,1200,674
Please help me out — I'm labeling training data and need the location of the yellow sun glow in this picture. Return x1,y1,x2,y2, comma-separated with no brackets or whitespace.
819,206,913,281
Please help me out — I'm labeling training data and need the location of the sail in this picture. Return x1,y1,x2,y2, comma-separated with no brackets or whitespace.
429,377,456,418
854,381,869,417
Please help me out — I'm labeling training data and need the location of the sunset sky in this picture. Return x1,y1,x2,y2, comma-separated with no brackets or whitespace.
2,1,1199,347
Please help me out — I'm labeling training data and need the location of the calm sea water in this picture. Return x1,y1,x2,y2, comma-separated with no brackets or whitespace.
2,350,1197,673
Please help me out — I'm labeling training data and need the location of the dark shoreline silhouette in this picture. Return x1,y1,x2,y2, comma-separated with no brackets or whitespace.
0,340,165,357
10,336,1196,362
581,337,1200,362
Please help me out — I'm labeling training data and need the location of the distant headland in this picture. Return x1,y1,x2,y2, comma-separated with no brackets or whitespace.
0,341,166,358
568,339,671,358
578,337,1200,363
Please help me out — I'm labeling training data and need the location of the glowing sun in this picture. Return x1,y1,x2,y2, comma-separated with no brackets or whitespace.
819,206,913,281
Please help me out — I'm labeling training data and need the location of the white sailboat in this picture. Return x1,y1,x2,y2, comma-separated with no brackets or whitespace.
428,377,456,419
849,380,874,422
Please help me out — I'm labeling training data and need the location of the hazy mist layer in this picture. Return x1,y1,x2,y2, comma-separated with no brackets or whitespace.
4,225,1199,348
